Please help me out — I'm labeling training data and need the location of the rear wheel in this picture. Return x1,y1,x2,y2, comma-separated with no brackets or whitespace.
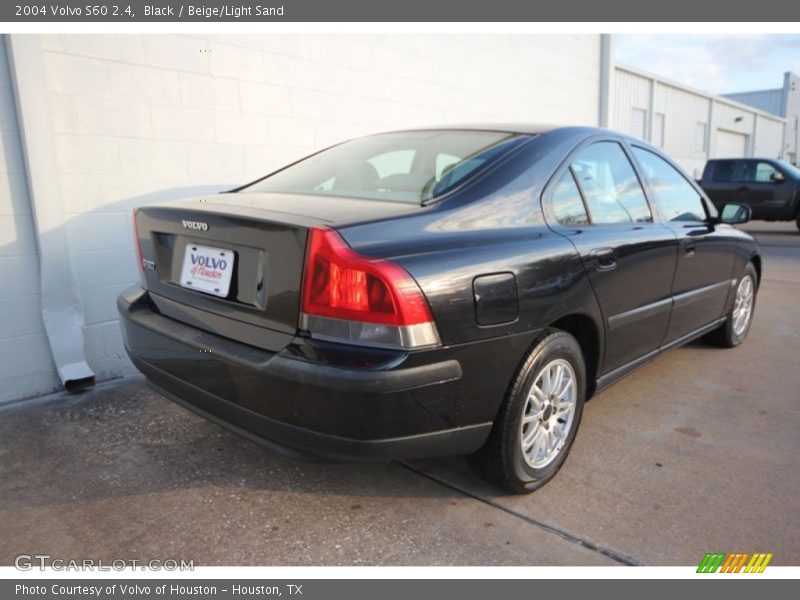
705,262,757,348
468,331,586,494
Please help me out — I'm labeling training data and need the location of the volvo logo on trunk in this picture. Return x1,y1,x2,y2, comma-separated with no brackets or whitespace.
182,220,208,231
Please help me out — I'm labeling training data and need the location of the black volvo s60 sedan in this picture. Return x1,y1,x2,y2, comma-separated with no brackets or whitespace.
119,125,760,493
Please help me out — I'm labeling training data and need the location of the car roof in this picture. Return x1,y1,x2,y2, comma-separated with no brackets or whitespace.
369,123,650,147
380,123,598,136
709,157,778,162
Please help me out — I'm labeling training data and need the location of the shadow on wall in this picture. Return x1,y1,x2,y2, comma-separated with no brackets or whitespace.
61,183,236,384
0,177,233,403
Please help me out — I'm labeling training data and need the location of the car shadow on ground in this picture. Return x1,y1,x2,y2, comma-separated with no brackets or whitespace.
0,376,463,511
0,331,728,514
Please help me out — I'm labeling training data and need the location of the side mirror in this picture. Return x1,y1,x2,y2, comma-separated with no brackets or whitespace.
719,203,751,225
770,171,785,183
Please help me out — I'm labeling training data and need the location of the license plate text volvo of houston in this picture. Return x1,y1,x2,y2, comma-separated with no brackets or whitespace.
119,125,761,493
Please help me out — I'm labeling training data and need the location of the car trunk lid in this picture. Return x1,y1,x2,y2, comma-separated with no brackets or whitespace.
133,193,419,352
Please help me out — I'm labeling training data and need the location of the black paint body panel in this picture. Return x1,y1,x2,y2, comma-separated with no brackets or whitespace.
120,125,761,460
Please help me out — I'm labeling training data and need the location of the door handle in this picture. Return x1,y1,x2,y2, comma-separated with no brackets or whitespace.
736,185,750,192
588,247,617,271
682,239,696,257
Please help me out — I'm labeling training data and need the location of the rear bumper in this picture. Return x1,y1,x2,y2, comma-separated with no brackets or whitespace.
118,286,493,461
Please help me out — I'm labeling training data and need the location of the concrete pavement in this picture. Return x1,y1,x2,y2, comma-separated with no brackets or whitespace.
1,222,798,566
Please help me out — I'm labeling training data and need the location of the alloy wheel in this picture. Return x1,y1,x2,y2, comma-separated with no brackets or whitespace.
519,358,578,469
732,275,754,337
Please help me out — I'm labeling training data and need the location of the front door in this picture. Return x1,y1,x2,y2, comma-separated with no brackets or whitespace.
736,160,795,220
631,146,735,343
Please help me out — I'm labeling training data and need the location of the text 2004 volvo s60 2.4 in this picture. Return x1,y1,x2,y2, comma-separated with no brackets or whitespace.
119,126,760,493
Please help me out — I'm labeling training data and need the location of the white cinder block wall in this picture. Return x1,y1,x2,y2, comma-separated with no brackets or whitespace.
1,33,602,403
0,40,62,401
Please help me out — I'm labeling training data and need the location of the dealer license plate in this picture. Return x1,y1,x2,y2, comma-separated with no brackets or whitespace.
179,244,235,298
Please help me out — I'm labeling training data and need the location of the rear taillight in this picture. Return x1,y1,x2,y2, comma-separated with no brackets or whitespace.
299,227,440,350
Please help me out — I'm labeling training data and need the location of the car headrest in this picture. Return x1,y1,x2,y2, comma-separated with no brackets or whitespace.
333,161,380,191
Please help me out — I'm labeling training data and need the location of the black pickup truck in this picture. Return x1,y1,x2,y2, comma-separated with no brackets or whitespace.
700,158,800,231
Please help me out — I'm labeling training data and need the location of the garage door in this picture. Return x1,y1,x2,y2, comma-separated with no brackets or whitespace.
713,129,748,158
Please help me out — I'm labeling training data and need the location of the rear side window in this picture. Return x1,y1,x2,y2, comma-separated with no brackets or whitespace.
570,142,652,224
633,147,707,222
550,170,589,226
740,161,779,183
712,161,737,183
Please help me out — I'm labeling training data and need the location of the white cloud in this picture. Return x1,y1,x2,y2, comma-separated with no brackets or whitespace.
615,34,800,94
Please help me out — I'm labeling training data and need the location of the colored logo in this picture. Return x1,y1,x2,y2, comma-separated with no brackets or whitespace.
697,552,773,573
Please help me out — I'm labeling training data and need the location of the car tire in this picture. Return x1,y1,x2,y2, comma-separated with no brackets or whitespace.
468,330,586,494
704,262,758,348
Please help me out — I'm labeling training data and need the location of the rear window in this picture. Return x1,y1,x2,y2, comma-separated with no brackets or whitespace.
241,130,526,204
738,161,778,183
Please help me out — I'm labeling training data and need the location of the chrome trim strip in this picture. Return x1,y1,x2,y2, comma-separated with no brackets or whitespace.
299,313,441,350
672,280,731,310
608,297,672,332
608,279,734,332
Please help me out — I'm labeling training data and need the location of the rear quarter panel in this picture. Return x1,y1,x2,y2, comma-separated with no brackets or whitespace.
337,131,605,356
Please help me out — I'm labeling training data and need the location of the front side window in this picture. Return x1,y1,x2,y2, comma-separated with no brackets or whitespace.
740,161,779,183
633,147,707,222
241,130,525,204
570,142,652,224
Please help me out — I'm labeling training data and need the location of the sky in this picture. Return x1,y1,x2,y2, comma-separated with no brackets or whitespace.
614,35,800,95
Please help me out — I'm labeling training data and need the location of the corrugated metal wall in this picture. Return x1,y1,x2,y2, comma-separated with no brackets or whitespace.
659,84,711,175
612,69,651,137
721,73,800,162
724,89,784,118
754,116,785,158
613,66,787,178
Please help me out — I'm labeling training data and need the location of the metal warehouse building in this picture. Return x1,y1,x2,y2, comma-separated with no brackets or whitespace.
612,65,788,179
0,34,789,404
723,71,800,164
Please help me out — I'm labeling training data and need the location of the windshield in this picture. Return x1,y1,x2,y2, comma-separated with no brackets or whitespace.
240,130,526,204
776,159,800,179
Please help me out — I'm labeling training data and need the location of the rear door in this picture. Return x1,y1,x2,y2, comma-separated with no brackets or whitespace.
630,146,735,343
543,139,678,375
